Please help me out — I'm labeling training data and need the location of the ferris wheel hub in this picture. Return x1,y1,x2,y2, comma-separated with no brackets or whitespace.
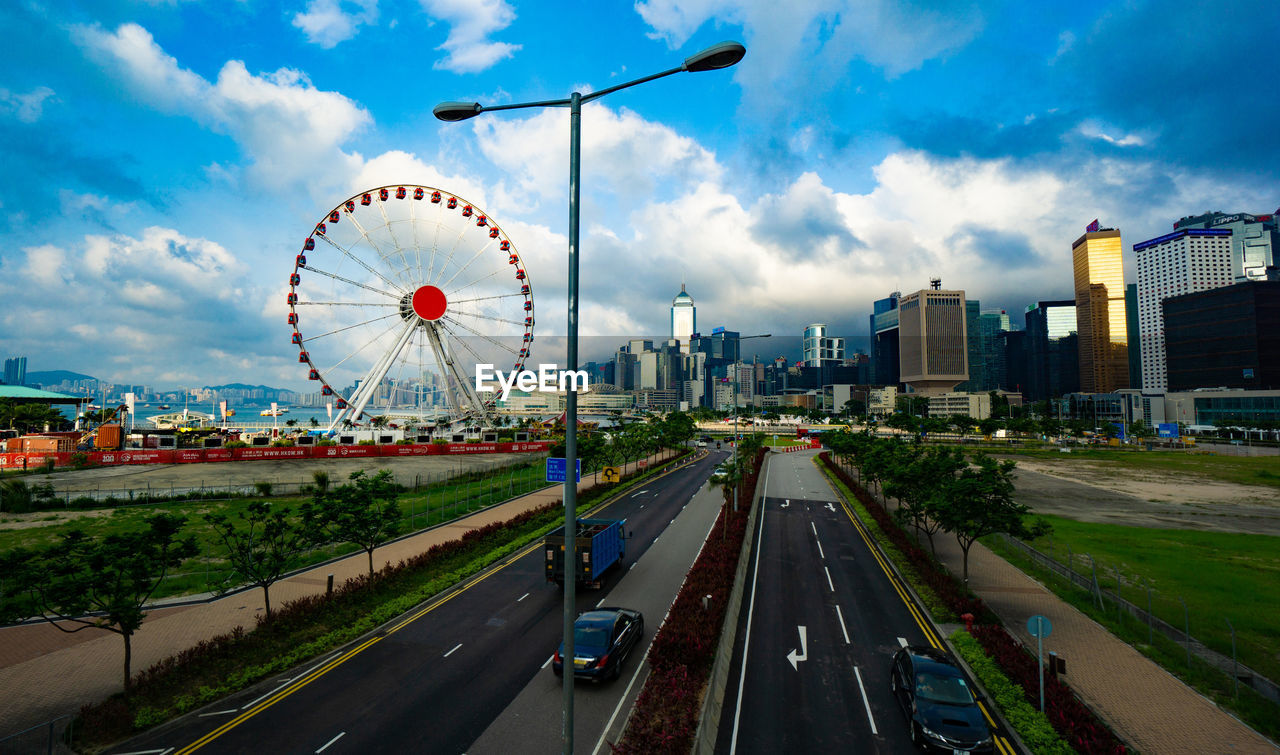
411,285,448,321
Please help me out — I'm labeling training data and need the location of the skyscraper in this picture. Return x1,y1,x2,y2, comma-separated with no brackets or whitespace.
1024,301,1079,402
870,292,900,386
2,356,26,386
1072,225,1130,393
898,286,968,395
1173,210,1279,282
1134,227,1234,391
670,284,696,354
802,323,845,366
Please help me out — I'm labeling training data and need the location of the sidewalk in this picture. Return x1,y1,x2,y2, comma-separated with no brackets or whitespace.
928,526,1278,753
0,454,673,738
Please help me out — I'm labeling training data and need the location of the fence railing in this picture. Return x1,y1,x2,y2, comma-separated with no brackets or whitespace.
994,533,1280,705
0,714,74,754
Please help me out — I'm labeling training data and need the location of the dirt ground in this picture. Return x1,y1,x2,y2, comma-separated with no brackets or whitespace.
1007,458,1280,536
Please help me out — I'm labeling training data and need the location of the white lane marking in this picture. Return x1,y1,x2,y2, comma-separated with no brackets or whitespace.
854,666,878,735
443,643,462,658
730,457,770,755
629,562,636,570
115,749,172,755
631,490,649,498
596,598,606,608
316,731,346,753
517,592,530,602
242,679,295,710
810,521,817,535
824,566,835,592
592,642,655,755
198,709,238,718
814,534,825,560
898,636,909,648
542,654,554,669
835,605,850,645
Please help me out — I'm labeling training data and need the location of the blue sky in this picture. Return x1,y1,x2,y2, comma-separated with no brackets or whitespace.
1,0,1277,391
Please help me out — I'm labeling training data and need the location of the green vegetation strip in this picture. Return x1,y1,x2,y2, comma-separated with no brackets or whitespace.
949,630,1073,755
73,452,689,750
984,529,1280,744
815,459,958,622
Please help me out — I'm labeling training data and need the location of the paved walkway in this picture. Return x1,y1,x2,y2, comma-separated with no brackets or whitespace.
850,474,1278,754
0,454,674,739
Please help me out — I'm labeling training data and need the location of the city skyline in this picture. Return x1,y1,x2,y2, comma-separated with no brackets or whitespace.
2,2,1277,392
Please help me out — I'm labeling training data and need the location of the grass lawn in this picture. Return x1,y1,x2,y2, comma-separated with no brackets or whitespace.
0,460,553,601
991,446,1280,490
762,436,809,448
994,514,1280,685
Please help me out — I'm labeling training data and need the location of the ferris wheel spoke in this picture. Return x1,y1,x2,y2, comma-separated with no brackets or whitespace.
439,315,522,358
296,301,398,308
445,267,505,299
427,228,469,287
409,199,426,287
304,257,404,300
374,198,415,287
304,311,401,345
436,237,498,291
319,220,408,295
424,199,446,284
449,292,524,305
448,310,527,329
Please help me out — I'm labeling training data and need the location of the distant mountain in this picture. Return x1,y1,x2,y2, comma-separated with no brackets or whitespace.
26,370,96,386
203,383,283,392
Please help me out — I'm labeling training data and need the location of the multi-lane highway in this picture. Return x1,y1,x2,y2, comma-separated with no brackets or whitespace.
715,450,1016,754
113,450,728,754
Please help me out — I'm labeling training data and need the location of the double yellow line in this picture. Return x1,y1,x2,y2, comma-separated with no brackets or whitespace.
832,483,1018,755
177,453,702,753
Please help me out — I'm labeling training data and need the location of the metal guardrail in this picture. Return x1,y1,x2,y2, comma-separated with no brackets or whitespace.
0,715,74,754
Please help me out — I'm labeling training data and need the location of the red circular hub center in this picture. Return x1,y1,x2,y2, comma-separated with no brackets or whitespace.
412,285,447,321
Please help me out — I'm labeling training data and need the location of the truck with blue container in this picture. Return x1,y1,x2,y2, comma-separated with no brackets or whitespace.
545,518,628,589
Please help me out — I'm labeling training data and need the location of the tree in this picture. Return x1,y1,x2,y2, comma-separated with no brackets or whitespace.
309,470,403,577
309,416,320,428
285,418,298,428
0,514,196,693
0,399,71,433
935,454,1050,584
206,501,313,619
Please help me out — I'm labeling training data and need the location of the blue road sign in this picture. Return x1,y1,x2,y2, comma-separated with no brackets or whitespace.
545,457,581,483
1027,614,1052,638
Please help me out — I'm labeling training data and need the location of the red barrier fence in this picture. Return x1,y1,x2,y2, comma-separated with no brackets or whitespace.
0,441,552,470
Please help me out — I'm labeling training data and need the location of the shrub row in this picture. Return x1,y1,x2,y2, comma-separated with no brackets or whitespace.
950,630,1073,755
819,452,1127,755
615,449,765,754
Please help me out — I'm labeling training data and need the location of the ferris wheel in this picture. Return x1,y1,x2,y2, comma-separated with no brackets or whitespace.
287,185,534,431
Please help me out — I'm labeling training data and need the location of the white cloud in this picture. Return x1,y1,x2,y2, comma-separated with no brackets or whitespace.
23,244,68,285
1077,120,1147,147
293,0,379,48
79,226,245,296
419,0,521,73
0,86,57,122
74,23,371,190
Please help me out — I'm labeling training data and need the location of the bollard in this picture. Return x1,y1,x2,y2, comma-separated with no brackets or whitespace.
326,574,334,595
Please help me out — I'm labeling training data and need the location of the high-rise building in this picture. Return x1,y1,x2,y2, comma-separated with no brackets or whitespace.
2,356,26,386
1072,225,1130,393
1162,281,1280,391
1174,210,1279,282
1134,227,1234,392
1125,284,1141,389
1024,301,1079,402
898,286,968,395
670,284,696,354
871,292,901,386
958,305,1011,393
802,323,845,366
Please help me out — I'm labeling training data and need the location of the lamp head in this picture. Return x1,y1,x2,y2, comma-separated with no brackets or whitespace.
433,101,483,121
684,41,746,72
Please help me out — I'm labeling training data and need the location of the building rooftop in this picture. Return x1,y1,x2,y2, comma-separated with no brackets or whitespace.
0,386,83,403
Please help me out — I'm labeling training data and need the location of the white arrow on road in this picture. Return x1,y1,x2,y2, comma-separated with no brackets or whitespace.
826,503,836,513
786,625,808,670
781,499,790,508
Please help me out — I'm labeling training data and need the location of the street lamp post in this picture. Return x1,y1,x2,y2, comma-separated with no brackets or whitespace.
435,40,744,755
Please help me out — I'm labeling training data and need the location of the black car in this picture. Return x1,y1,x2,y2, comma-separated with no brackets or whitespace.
890,646,994,753
552,607,644,682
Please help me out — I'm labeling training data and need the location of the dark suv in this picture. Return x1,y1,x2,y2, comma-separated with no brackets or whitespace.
890,646,994,753
552,607,644,682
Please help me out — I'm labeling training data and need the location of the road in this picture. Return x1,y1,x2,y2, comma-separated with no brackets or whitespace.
111,451,727,754
715,450,1017,754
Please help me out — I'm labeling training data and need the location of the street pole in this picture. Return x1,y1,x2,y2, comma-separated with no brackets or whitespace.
434,43,745,754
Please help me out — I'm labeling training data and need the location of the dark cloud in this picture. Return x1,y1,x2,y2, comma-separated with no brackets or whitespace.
893,111,1076,160
947,226,1045,270
749,182,862,258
